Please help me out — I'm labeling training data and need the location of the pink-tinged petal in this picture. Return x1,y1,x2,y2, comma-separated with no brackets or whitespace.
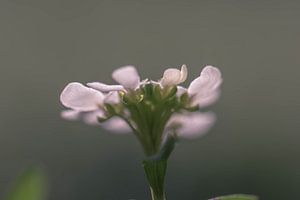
60,82,104,111
160,64,188,87
188,66,222,107
176,86,187,97
112,66,140,89
82,110,106,125
180,64,188,82
193,90,220,108
101,117,131,133
87,82,124,92
167,112,216,139
104,91,120,104
61,110,80,121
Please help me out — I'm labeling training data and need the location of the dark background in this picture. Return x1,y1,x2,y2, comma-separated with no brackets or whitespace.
0,0,299,199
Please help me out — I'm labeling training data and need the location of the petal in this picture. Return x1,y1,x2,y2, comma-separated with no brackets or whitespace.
160,68,181,87
188,66,222,107
160,64,188,87
61,109,106,126
82,110,106,125
167,112,216,139
61,110,80,121
104,91,120,104
60,82,104,111
87,82,124,92
193,90,220,108
112,66,140,89
179,64,188,82
101,117,131,134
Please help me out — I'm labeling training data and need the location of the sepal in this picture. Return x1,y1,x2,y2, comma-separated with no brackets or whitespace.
162,86,177,100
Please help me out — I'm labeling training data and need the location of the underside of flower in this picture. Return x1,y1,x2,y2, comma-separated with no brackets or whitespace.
60,65,222,156
103,84,196,155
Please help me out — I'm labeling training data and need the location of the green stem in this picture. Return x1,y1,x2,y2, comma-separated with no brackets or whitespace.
143,160,167,200
143,135,177,200
150,187,166,200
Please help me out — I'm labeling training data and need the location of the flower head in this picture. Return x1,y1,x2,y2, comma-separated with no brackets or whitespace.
60,64,222,155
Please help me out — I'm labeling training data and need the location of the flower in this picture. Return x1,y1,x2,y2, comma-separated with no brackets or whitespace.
60,64,222,155
60,82,126,132
187,66,222,107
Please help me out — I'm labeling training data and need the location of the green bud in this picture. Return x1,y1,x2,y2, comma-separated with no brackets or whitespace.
180,92,189,104
143,83,154,97
162,86,177,100
153,85,162,102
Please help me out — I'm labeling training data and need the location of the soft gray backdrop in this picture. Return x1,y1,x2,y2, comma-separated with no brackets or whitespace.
0,0,299,199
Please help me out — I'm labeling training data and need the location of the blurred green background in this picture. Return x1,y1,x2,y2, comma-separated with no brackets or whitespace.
0,0,299,199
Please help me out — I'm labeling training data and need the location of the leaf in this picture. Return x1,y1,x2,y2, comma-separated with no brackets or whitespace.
7,167,47,200
209,194,258,200
156,135,177,160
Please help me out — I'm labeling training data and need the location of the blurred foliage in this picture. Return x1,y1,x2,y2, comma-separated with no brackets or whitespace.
6,167,47,200
3,166,258,200
209,194,258,200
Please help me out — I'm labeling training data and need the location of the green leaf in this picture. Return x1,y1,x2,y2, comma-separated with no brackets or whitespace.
209,194,258,200
7,167,47,200
154,134,177,160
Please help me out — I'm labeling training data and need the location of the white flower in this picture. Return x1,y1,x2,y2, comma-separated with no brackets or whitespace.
60,82,128,132
60,64,223,140
60,82,121,110
165,65,222,138
60,65,146,134
183,65,223,108
160,64,188,87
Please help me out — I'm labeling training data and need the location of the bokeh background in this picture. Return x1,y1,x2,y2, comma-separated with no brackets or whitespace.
1,0,299,199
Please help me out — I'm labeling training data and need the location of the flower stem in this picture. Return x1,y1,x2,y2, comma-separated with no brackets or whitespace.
143,160,167,200
143,135,177,200
150,187,166,200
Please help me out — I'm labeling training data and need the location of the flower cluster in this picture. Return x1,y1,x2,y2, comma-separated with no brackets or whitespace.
60,65,222,155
